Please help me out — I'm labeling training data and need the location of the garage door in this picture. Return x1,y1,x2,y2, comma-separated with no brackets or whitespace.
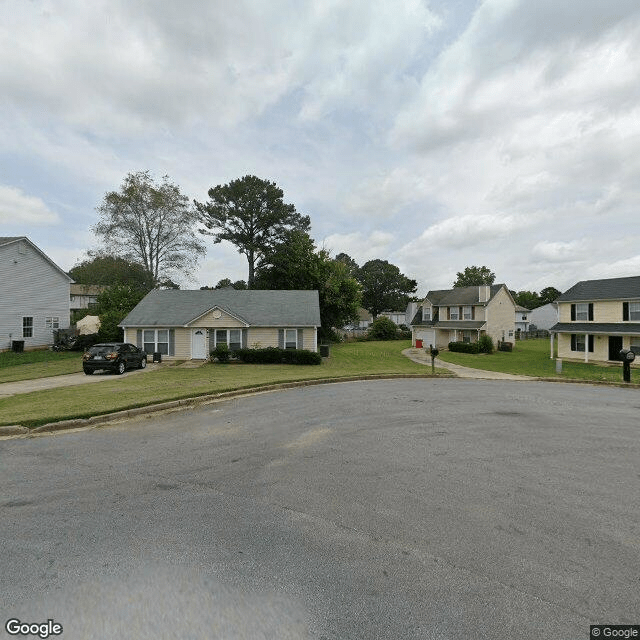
415,329,435,348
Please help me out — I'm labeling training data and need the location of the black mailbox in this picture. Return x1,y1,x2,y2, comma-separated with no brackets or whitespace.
619,349,636,362
619,349,635,383
430,345,439,358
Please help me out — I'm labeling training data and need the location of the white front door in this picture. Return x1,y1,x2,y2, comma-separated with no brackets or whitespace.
192,329,207,359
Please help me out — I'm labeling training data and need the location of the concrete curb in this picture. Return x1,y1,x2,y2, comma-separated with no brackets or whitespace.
22,374,442,436
0,425,30,435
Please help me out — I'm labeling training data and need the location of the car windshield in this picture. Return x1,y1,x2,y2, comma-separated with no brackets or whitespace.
88,345,119,355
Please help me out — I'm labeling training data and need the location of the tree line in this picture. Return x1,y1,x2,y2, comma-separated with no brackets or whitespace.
69,171,418,340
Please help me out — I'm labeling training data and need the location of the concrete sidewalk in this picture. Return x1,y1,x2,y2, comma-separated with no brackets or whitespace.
402,348,536,381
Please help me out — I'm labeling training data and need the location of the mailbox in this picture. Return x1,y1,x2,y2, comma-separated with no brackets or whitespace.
429,345,439,358
619,349,635,383
619,349,636,362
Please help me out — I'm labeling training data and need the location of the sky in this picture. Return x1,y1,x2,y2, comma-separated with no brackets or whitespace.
2,0,640,297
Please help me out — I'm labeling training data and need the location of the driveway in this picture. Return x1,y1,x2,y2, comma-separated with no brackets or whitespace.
0,362,160,397
2,379,637,640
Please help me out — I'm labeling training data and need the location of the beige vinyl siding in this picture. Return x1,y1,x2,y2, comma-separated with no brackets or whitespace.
558,332,640,365
559,300,631,323
189,309,246,328
485,287,516,344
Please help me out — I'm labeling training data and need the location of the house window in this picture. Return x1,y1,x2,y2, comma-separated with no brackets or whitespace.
449,307,459,320
629,302,640,321
462,331,473,343
423,308,431,321
23,317,33,338
45,317,60,329
571,334,594,352
462,306,472,320
575,303,589,321
285,328,297,349
213,329,242,351
143,329,169,355
630,338,640,355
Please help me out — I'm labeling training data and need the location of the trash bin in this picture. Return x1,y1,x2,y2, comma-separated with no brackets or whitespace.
319,344,330,358
415,339,423,348
153,352,162,363
11,340,25,353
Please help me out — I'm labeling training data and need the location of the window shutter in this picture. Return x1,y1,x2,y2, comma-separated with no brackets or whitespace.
571,334,576,351
242,329,247,348
136,329,142,349
472,306,475,320
571,304,576,321
623,302,629,321
588,303,594,321
297,328,303,349
278,329,284,348
589,335,594,352
169,329,175,356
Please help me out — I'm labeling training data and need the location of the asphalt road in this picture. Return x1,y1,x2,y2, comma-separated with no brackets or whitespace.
1,379,639,640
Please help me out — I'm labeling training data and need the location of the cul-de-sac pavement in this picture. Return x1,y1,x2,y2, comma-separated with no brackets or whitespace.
1,378,639,640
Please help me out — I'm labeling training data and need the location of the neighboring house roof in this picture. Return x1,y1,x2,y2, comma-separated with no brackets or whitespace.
557,276,640,302
424,284,506,306
0,236,73,282
515,305,530,312
550,322,640,335
120,289,321,328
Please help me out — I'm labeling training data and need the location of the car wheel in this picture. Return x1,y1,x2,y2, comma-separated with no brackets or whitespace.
116,361,126,375
84,368,94,375
139,357,147,369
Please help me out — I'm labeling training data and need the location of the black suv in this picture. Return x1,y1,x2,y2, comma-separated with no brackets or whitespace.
83,343,147,375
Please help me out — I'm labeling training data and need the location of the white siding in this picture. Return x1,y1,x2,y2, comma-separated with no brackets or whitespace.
0,239,71,351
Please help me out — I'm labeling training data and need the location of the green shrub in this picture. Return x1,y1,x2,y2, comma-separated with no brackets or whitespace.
478,335,494,354
368,316,401,341
448,341,480,354
211,343,230,363
233,347,321,365
73,334,100,351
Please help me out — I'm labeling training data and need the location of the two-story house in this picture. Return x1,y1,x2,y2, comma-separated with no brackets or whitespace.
0,236,73,351
411,284,516,349
550,276,640,365
514,306,530,334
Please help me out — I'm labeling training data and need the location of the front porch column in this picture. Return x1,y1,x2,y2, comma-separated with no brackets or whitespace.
550,332,554,359
584,334,589,363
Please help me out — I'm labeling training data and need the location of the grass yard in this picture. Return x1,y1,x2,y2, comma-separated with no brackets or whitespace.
437,338,633,383
0,341,447,428
0,350,82,383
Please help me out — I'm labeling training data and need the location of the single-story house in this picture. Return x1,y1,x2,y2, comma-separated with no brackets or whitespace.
411,284,516,349
550,275,640,365
0,236,72,351
119,289,321,360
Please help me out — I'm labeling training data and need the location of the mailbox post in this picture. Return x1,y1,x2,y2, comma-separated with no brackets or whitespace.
618,349,635,383
427,344,439,375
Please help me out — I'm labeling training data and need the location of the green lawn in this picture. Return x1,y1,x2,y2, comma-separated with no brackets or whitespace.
0,341,447,428
437,338,632,383
0,350,82,382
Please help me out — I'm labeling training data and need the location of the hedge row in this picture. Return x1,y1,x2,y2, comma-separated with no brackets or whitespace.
448,341,480,354
213,346,322,365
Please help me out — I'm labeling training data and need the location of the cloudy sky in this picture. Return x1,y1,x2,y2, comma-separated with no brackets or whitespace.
2,0,640,295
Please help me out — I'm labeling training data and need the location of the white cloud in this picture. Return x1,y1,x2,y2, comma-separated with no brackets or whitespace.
0,185,60,226
322,231,395,264
530,240,591,264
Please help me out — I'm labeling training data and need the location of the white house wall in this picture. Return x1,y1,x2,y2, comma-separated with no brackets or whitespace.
0,239,71,351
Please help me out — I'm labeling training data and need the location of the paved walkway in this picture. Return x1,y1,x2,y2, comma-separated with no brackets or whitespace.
402,348,536,380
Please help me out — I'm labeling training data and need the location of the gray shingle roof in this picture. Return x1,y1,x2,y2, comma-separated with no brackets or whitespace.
424,284,505,306
550,322,640,335
120,289,321,327
557,276,640,302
